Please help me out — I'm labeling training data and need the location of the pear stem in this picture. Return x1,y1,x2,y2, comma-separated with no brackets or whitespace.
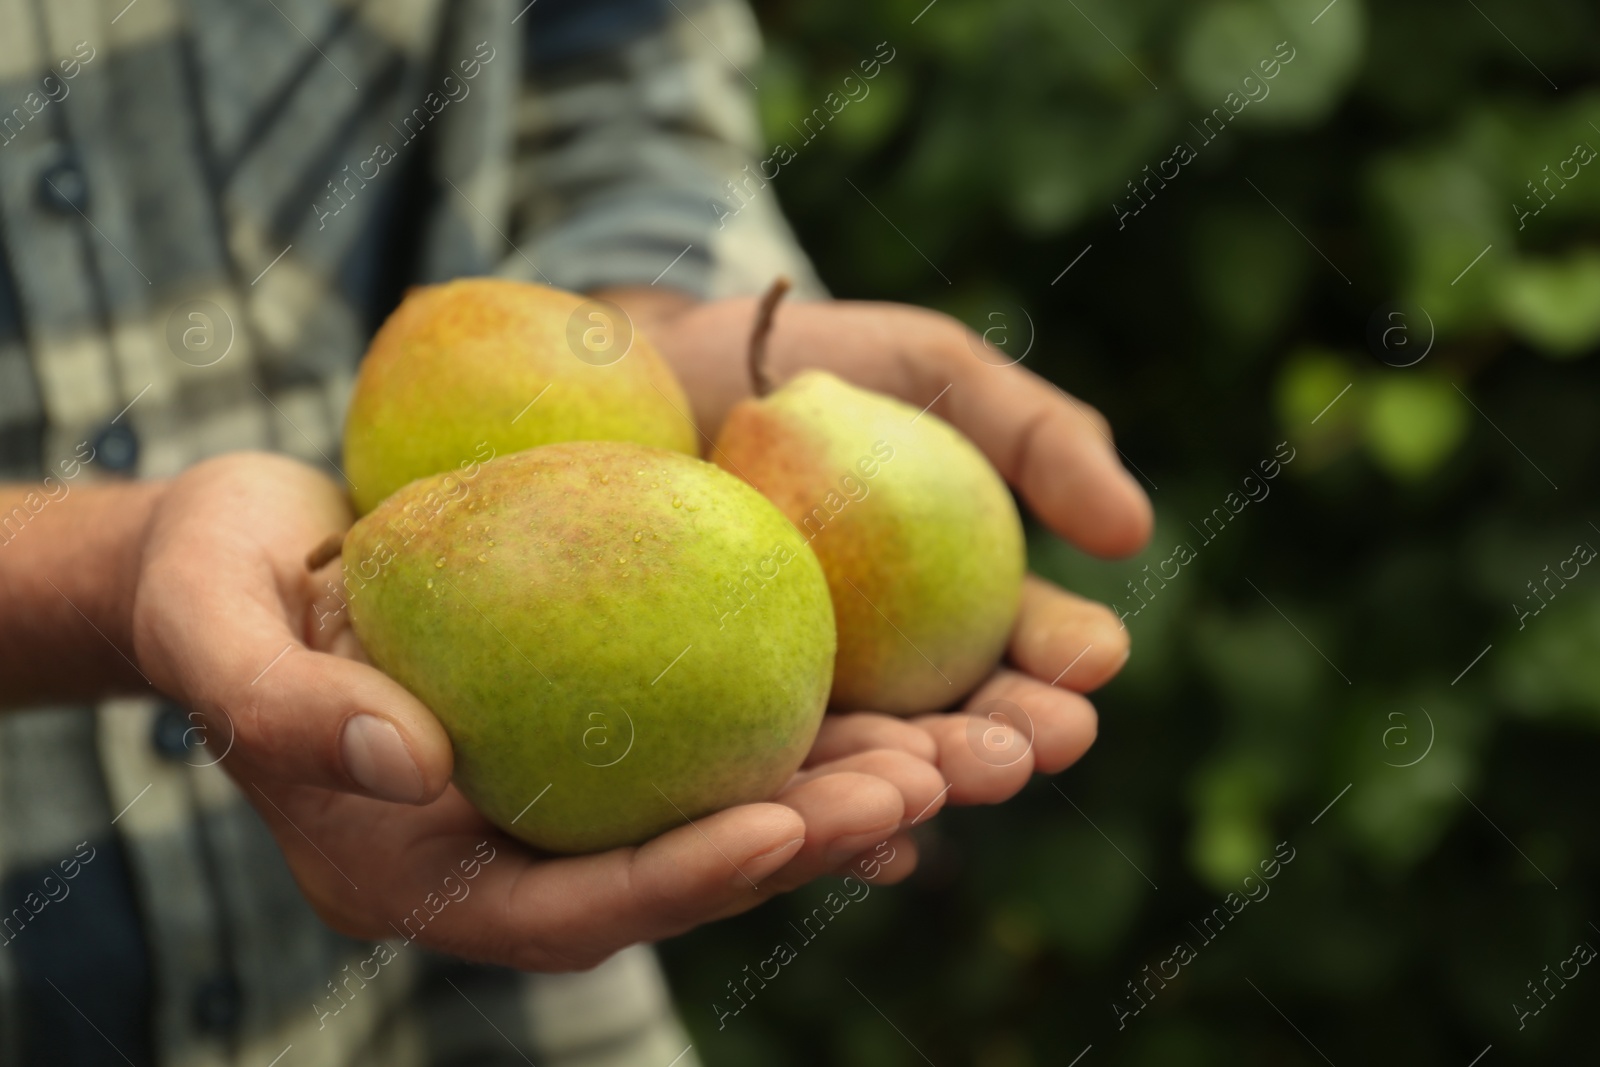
305,531,346,572
748,275,791,398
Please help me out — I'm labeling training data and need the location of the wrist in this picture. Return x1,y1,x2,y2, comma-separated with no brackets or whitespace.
105,478,169,662
0,477,169,706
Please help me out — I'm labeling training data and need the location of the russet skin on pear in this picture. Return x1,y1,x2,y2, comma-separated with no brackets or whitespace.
343,278,698,515
711,281,1024,714
343,441,837,854
716,370,1025,714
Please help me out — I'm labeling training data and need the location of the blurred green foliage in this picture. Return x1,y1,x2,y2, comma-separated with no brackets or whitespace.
662,0,1600,1061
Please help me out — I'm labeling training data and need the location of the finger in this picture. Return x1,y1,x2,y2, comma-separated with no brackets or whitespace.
133,454,455,803
702,829,921,924
751,770,909,894
915,703,1036,806
914,664,1098,802
773,770,906,867
720,769,908,898
347,799,809,971
936,357,1152,559
761,302,1152,557
833,831,919,886
788,749,947,830
961,668,1098,776
140,567,454,803
527,774,901,939
1008,574,1131,692
805,712,939,766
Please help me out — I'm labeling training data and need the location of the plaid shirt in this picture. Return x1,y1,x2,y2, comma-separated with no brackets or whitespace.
0,0,823,1063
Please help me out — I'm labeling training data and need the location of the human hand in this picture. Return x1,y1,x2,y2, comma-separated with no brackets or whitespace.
600,287,1154,810
216,728,942,970
129,451,946,967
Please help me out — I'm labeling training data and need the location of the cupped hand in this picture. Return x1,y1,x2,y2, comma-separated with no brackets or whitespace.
129,451,942,968
245,732,938,971
603,288,1154,810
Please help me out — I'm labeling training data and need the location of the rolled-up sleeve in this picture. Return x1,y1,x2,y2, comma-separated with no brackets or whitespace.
510,0,827,299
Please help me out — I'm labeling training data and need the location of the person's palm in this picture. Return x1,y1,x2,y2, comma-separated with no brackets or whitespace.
132,453,943,969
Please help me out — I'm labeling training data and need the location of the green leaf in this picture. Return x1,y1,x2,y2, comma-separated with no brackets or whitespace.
1275,348,1360,438
1361,374,1468,480
1367,147,1506,336
1178,0,1365,130
1497,251,1600,358
1187,750,1282,890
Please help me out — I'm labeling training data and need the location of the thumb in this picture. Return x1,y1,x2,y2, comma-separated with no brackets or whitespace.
140,583,454,803
226,643,454,802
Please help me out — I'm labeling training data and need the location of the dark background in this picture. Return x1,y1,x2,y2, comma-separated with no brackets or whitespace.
660,0,1600,1062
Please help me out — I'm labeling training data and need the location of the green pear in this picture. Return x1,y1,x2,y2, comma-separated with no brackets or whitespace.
714,370,1025,715
344,278,698,515
342,441,835,854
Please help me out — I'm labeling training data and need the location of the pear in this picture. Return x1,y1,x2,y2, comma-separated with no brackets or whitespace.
344,278,698,514
342,441,836,854
714,342,1024,714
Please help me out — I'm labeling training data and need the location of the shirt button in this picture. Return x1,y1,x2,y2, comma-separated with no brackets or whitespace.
38,159,90,215
91,421,139,473
152,704,195,759
192,973,243,1036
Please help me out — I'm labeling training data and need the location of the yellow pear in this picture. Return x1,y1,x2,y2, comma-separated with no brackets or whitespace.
715,368,1025,714
344,278,697,514
342,441,836,853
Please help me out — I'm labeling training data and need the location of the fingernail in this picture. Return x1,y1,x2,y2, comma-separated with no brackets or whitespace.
342,714,424,803
752,835,807,861
735,836,804,888
826,829,894,865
